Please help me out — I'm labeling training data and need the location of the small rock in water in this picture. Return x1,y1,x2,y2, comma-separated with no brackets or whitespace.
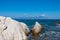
32,21,44,40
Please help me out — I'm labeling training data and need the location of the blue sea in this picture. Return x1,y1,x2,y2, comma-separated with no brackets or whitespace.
15,19,60,40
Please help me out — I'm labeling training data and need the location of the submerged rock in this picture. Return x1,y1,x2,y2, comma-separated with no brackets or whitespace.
39,31,60,40
56,22,60,26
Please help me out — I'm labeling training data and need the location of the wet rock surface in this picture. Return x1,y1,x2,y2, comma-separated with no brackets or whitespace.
29,31,60,40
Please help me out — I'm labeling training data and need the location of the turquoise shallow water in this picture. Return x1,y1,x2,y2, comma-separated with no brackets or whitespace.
15,19,60,40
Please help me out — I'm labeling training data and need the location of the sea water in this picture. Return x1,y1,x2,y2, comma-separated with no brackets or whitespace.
15,19,60,40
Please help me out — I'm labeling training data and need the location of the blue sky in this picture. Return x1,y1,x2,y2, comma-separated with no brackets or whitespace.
0,0,60,19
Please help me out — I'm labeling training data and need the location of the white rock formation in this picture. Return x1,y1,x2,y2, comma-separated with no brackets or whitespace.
0,16,27,40
0,16,6,32
32,21,44,40
0,22,6,40
19,22,30,36
0,33,5,40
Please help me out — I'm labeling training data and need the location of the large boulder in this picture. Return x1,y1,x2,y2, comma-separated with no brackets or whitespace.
0,16,7,32
19,22,30,36
0,16,27,40
0,32,5,40
0,19,6,40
